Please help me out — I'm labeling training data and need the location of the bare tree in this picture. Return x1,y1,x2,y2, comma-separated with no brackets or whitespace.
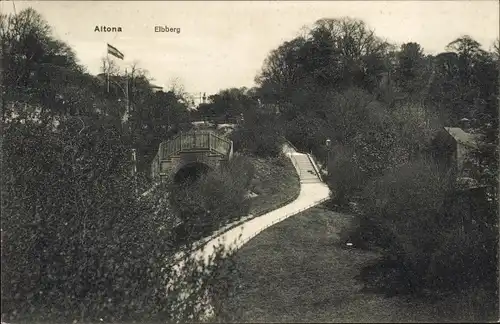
100,56,121,76
492,38,499,60
167,77,195,106
312,17,391,60
128,60,149,79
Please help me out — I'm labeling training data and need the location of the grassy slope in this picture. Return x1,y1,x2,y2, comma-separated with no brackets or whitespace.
247,155,300,216
222,205,497,323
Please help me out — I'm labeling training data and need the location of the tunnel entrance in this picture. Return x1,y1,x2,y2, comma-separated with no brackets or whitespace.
173,162,211,184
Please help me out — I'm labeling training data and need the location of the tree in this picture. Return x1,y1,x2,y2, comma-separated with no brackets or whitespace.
232,110,284,157
1,8,84,119
2,114,164,321
255,37,307,104
492,38,500,60
440,36,491,124
195,88,258,123
447,35,485,64
1,9,235,322
131,88,191,175
167,77,195,108
309,18,392,91
1,115,235,320
100,55,120,74
393,42,427,99
256,17,392,106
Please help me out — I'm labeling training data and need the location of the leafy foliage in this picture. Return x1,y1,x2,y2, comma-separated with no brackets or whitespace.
253,15,498,302
355,160,497,294
193,87,258,123
168,155,255,243
231,111,284,158
0,8,230,323
1,114,225,322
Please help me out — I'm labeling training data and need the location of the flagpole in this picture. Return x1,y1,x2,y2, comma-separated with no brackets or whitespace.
106,46,110,93
107,42,137,196
125,68,129,118
125,68,138,196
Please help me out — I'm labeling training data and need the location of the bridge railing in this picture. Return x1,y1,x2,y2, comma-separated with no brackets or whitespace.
160,131,232,160
151,131,233,180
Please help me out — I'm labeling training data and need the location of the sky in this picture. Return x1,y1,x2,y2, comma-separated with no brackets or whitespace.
3,1,499,98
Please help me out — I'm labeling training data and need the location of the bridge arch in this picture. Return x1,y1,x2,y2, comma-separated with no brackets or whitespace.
151,129,234,181
173,161,212,183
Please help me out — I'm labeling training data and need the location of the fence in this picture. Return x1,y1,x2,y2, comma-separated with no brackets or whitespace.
233,196,330,251
281,137,326,183
185,144,313,254
307,153,323,182
161,191,330,322
167,193,330,322
165,139,330,259
162,130,232,158
189,180,328,257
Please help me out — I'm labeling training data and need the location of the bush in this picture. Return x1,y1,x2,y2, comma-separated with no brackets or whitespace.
231,127,283,157
325,101,441,205
283,115,329,154
326,144,365,205
354,159,497,294
359,160,452,292
1,115,229,323
169,155,255,242
230,112,283,157
321,87,375,144
427,226,497,290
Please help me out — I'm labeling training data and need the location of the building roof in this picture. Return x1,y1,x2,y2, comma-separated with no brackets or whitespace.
150,84,163,92
217,123,236,129
444,127,481,149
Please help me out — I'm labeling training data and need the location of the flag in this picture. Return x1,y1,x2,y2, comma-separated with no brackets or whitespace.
107,43,124,60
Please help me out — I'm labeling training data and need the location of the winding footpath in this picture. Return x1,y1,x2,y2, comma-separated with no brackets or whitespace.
192,143,330,263
169,143,331,320
1,144,331,324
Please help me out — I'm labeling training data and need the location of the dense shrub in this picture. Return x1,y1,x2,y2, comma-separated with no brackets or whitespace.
283,115,329,154
169,155,255,242
326,144,365,205
230,113,283,158
354,159,497,294
1,5,231,318
1,115,228,323
325,100,441,205
357,159,450,249
427,225,497,290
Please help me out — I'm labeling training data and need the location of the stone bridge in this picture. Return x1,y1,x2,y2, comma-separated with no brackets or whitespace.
151,129,234,182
